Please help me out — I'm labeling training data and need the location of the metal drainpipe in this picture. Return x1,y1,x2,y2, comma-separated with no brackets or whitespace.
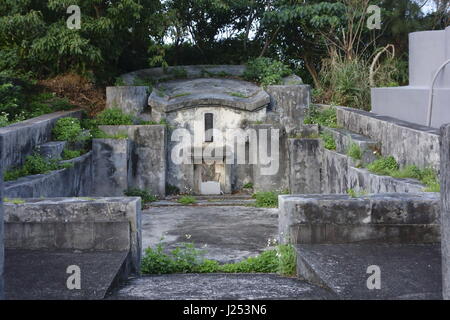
427,59,450,127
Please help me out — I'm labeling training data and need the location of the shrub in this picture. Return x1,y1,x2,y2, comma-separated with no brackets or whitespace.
178,196,197,205
243,182,254,189
347,142,362,160
124,188,158,204
4,154,73,182
367,156,399,176
95,108,134,125
304,106,338,128
141,242,297,277
243,57,292,87
253,191,286,208
321,132,336,150
53,117,82,142
62,149,82,160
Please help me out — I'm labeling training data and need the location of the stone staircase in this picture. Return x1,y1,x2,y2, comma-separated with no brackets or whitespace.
285,106,443,299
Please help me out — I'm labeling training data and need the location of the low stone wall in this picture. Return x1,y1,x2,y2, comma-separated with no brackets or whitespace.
279,193,440,245
440,124,450,300
336,106,440,170
4,152,93,199
0,110,83,172
3,197,142,274
288,139,426,195
99,125,166,197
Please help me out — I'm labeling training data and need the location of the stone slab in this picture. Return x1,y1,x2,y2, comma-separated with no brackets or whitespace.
296,244,442,300
0,172,3,299
4,249,129,300
106,86,151,120
109,273,336,300
37,141,67,160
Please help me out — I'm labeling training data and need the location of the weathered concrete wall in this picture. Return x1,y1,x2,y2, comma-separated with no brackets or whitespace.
0,172,4,300
0,110,83,172
92,139,130,197
279,193,440,245
266,85,310,135
4,152,93,199
288,138,322,194
440,124,450,300
99,125,166,197
336,106,440,170
3,197,142,274
253,124,289,192
106,86,150,120
347,166,425,194
321,149,348,194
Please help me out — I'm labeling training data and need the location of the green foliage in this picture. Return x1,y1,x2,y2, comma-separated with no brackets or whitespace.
347,142,362,160
347,189,368,198
62,149,82,160
243,57,292,87
169,67,188,79
367,156,399,176
304,106,338,128
243,182,254,189
95,108,134,126
320,132,336,151
390,166,440,192
124,188,158,204
53,117,82,142
141,241,296,276
178,196,197,205
253,191,288,208
3,198,25,205
4,153,73,182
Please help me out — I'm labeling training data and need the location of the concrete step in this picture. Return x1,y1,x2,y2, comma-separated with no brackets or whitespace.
4,249,129,300
108,273,337,300
295,243,442,300
321,126,379,164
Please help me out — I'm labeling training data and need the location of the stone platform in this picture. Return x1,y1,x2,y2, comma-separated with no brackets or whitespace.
4,249,129,300
296,243,442,300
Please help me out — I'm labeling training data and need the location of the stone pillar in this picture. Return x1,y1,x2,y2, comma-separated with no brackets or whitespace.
288,138,323,194
92,138,130,197
441,124,450,300
265,84,310,136
106,86,150,120
252,124,289,192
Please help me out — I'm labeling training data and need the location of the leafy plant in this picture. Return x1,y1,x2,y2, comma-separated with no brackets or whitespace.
367,156,399,176
62,149,82,160
4,153,73,182
243,57,292,87
124,188,158,204
347,142,362,160
304,106,338,128
53,117,82,142
141,241,296,277
347,189,368,198
95,108,134,126
321,132,336,150
243,182,254,189
253,191,287,208
178,196,197,205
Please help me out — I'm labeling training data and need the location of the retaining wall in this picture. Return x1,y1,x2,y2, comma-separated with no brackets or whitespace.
0,110,83,172
4,152,93,199
279,193,440,245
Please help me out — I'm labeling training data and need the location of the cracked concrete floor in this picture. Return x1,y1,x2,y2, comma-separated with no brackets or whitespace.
141,205,279,263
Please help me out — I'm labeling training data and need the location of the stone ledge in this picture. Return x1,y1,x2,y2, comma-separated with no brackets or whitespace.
279,193,440,244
